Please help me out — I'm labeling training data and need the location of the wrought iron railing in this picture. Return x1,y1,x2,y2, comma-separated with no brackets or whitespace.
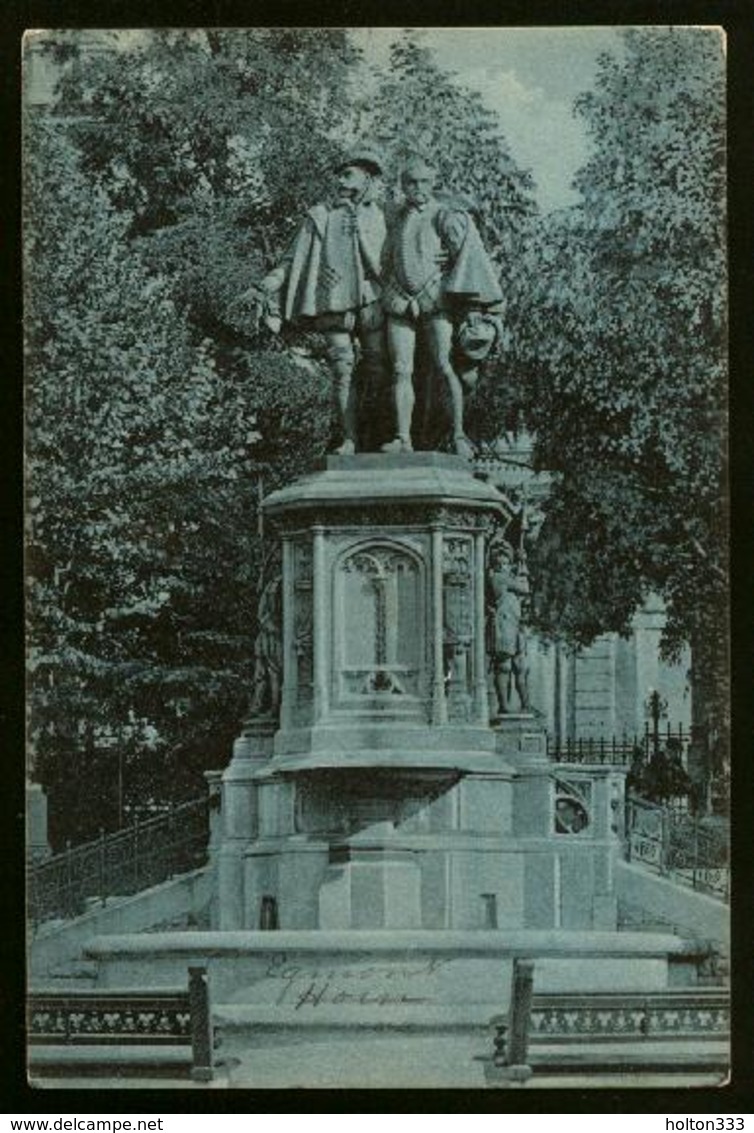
27,798,209,931
548,724,691,766
549,736,636,765
625,795,729,901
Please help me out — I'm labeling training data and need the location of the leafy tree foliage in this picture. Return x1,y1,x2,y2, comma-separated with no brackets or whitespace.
510,29,727,736
364,34,537,264
46,29,363,377
627,741,693,806
25,38,333,844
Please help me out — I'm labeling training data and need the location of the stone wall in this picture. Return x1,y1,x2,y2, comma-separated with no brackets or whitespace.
30,868,211,980
615,860,728,949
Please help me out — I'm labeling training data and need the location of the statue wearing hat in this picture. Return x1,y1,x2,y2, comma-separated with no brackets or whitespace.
486,534,530,716
249,149,387,454
380,158,504,457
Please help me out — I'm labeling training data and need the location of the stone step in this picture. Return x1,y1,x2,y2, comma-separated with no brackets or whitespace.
41,960,99,986
527,1037,729,1074
218,1030,728,1090
28,1045,193,1072
213,1002,729,1070
28,1033,728,1091
482,1039,729,1087
215,1001,497,1035
223,1031,491,1089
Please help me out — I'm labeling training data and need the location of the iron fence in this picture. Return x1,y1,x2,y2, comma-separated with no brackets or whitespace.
27,797,209,931
625,795,729,901
549,724,691,766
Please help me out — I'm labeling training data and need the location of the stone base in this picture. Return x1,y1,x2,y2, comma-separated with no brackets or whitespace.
318,844,422,929
85,928,698,999
215,750,624,932
269,722,499,769
80,928,716,1089
27,781,51,862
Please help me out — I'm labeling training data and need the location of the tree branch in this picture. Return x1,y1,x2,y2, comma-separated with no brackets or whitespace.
688,534,727,583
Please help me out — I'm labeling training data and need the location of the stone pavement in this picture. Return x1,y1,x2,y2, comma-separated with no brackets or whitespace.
29,1032,727,1090
222,1033,490,1089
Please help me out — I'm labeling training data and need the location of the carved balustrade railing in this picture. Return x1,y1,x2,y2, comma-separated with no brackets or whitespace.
491,981,729,1081
28,990,194,1045
27,797,209,931
28,966,214,1081
528,989,729,1042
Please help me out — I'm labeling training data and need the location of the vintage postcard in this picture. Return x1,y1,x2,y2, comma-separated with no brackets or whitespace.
24,26,728,1090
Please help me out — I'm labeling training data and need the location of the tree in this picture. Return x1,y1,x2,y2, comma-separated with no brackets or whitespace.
24,87,330,845
364,34,536,261
627,741,693,806
26,30,360,843
508,29,727,742
48,30,360,322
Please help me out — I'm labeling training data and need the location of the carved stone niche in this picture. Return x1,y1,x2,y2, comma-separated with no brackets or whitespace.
264,452,511,741
333,541,425,713
554,777,592,835
443,535,474,722
292,539,313,709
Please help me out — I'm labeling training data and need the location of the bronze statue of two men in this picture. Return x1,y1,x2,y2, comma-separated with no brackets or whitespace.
252,149,504,457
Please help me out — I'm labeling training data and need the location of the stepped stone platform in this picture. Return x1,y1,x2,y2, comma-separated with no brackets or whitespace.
46,450,723,1090
84,928,696,997
70,927,719,1089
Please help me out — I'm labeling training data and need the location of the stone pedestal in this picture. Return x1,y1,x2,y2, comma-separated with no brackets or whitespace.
75,452,698,1087
26,780,51,862
217,720,275,929
216,453,626,936
86,928,697,1002
319,838,422,929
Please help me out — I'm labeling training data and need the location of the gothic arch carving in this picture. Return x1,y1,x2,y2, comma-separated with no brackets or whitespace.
333,539,426,706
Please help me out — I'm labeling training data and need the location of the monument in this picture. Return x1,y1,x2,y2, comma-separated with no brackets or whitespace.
83,157,702,1087
216,157,623,939
380,157,504,457
215,453,627,938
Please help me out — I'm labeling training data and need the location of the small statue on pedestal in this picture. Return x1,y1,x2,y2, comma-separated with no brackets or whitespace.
380,158,504,457
486,536,530,716
247,149,387,455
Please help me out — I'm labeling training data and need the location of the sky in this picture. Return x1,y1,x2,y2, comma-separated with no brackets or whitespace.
354,28,624,213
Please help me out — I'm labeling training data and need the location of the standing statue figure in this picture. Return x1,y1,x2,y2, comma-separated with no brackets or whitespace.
250,148,387,455
487,538,530,716
249,571,283,718
380,158,504,457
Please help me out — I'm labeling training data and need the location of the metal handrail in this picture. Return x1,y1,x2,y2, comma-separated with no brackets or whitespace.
27,797,209,931
625,795,729,901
